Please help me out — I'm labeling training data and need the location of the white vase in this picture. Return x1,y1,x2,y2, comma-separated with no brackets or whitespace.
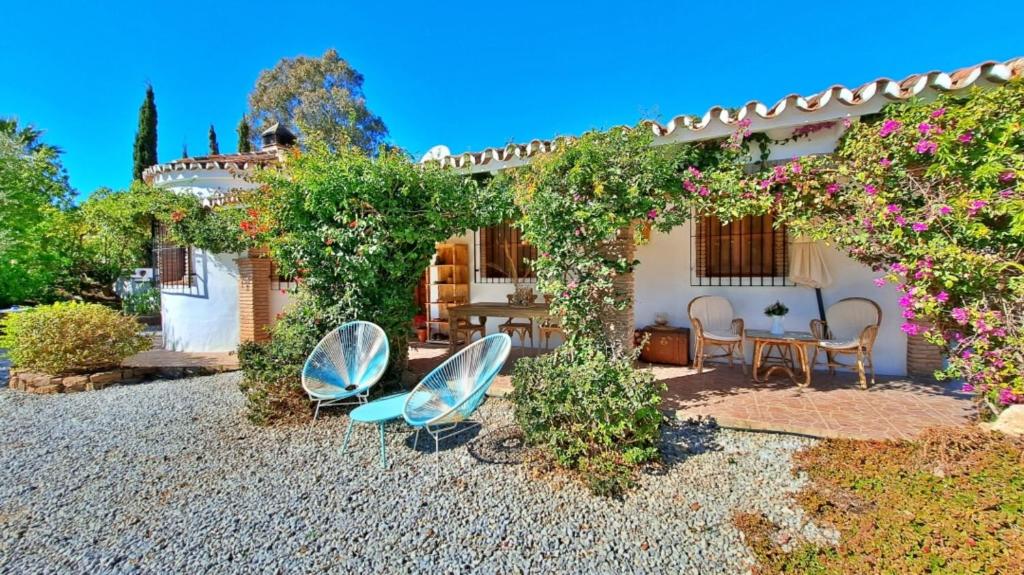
770,315,785,335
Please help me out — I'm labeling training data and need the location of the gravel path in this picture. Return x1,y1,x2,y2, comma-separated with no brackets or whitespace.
0,372,829,574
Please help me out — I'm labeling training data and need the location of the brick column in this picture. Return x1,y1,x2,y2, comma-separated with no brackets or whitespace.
907,322,945,378
601,226,636,356
236,249,272,344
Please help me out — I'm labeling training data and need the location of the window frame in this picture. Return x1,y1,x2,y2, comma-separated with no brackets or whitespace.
474,223,537,284
690,211,791,287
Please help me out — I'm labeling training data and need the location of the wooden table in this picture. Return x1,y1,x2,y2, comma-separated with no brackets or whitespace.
746,329,818,387
447,302,551,352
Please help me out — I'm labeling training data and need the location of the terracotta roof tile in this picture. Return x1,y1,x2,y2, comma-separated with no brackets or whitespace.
142,149,280,183
427,57,1024,170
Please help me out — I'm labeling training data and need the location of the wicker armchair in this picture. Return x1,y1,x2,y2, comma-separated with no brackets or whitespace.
688,296,746,374
810,297,882,389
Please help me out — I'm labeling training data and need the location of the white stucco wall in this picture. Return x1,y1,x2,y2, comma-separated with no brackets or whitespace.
155,169,264,353
449,225,905,375
268,285,293,328
161,249,242,352
633,225,906,376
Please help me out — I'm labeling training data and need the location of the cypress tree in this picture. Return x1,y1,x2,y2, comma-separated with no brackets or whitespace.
208,124,220,155
182,142,189,158
132,84,158,180
237,115,253,153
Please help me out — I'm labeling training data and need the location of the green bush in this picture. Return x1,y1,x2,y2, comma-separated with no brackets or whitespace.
510,342,665,496
0,302,149,374
237,296,324,425
121,287,160,316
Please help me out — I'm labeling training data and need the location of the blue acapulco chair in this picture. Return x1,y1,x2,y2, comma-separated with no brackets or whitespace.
402,333,512,475
301,321,389,436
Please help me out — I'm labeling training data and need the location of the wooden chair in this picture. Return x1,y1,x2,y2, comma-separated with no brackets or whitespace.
538,315,564,349
810,297,881,389
499,318,534,350
453,317,486,347
688,296,746,374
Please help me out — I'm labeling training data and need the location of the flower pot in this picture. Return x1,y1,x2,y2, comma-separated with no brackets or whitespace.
770,315,785,335
416,327,428,343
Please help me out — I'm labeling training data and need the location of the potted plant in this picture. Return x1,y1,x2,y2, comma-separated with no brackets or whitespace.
764,301,789,335
413,314,428,343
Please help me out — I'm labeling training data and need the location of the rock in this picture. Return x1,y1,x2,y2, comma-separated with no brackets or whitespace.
31,384,63,394
63,375,89,393
988,404,1024,437
89,370,123,385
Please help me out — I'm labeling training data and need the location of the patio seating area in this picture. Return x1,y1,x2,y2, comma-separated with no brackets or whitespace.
408,343,974,442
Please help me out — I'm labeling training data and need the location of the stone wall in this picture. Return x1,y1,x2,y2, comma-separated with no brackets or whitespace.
7,364,225,394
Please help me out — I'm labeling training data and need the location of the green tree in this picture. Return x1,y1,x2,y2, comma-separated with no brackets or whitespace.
0,118,74,306
208,124,220,155
237,115,252,153
131,84,158,181
247,49,388,154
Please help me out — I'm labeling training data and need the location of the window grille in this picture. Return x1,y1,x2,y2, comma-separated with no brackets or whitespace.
153,223,196,292
269,262,295,292
691,213,791,287
474,223,537,283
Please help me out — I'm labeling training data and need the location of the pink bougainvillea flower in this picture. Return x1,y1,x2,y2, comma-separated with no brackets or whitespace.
938,205,952,216
890,262,907,274
879,119,901,137
646,209,658,221
826,183,840,195
936,291,950,303
886,204,901,214
931,107,946,119
873,277,886,287
902,309,916,320
998,388,1019,406
961,383,974,393
901,322,921,336
759,179,771,190
951,307,969,325
1000,188,1014,198
879,157,892,168
683,180,696,192
911,222,929,232
567,281,578,289
895,216,907,226
698,186,710,197
968,199,988,216
842,117,852,128
918,122,932,135
864,184,877,196
958,131,973,144
688,166,702,178
1000,171,1016,182
915,139,938,155
738,118,752,129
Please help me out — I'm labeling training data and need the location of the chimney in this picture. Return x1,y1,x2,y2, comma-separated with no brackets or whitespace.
260,123,297,152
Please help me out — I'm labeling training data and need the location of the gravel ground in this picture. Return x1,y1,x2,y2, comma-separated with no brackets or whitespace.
0,372,830,574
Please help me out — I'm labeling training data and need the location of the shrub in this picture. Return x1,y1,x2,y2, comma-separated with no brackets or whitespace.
0,302,149,374
237,296,324,425
510,342,665,496
121,287,159,316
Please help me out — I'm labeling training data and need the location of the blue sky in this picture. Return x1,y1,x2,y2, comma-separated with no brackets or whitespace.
2,0,1021,199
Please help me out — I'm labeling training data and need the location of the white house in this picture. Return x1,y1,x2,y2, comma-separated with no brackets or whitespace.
143,125,296,352
143,57,1022,375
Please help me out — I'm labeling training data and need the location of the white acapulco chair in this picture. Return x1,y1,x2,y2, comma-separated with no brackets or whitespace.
402,333,512,476
301,321,389,435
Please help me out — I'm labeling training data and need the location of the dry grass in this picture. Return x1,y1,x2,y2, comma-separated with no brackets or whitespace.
735,427,1024,574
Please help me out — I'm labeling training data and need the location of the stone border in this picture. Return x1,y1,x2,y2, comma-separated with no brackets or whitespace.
7,365,223,394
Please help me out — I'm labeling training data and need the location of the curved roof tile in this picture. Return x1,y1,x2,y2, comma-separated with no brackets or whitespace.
429,57,1023,170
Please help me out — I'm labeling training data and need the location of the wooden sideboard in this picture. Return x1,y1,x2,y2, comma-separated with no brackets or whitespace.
636,325,690,366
